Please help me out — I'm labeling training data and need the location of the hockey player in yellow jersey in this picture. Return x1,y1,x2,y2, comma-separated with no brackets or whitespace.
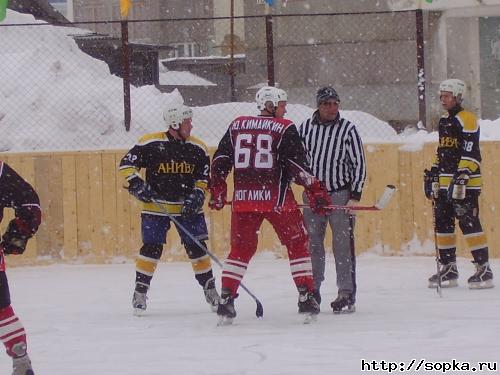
424,79,493,289
119,104,219,315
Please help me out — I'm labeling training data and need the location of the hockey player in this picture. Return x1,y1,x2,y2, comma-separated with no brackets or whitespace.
425,79,494,289
209,86,332,324
119,104,219,315
0,161,40,375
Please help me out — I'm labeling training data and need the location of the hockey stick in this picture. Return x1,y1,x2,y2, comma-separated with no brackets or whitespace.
431,198,443,297
298,184,397,211
151,200,264,318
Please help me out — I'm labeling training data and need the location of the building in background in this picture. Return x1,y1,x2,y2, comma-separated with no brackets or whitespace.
68,0,500,124
48,0,72,21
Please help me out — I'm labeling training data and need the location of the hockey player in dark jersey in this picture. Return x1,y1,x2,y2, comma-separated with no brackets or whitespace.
119,104,219,315
0,161,40,375
209,86,332,324
425,79,493,289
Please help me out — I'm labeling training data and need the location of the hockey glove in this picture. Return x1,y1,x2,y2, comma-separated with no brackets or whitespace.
208,182,227,210
447,172,469,201
1,220,31,255
182,189,205,218
423,168,439,200
305,180,332,216
126,177,160,203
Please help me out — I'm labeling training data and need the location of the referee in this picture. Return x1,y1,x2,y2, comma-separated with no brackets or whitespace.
299,86,366,314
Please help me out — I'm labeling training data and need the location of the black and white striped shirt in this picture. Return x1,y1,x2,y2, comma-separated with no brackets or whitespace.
299,112,366,200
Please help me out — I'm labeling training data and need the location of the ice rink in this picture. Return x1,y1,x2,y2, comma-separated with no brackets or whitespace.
1,253,499,374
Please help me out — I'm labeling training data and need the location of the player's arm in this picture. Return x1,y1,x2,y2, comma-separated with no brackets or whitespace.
281,125,315,186
0,163,41,255
209,129,234,210
281,125,331,215
182,146,210,218
448,111,481,200
119,142,158,202
456,111,480,175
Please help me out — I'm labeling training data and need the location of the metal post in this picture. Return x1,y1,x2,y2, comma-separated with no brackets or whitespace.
416,9,427,129
121,20,131,132
265,13,275,87
229,0,236,101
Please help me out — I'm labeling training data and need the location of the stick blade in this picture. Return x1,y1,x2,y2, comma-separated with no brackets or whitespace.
256,301,264,318
374,185,397,210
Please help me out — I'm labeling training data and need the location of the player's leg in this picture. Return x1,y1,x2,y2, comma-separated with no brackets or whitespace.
268,209,319,316
429,192,459,288
175,213,219,311
217,212,263,320
132,214,168,315
0,271,34,375
456,193,493,289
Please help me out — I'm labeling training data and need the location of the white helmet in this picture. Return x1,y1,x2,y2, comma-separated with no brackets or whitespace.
256,86,288,111
439,79,466,101
163,104,193,130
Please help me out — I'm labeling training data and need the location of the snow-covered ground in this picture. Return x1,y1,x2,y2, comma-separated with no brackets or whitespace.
1,253,499,374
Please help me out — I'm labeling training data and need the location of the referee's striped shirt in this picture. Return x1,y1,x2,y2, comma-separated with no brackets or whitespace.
299,111,366,200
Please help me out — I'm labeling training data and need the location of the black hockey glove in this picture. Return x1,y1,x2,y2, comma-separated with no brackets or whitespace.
127,177,159,203
1,220,31,255
447,172,469,201
182,189,205,219
423,167,439,200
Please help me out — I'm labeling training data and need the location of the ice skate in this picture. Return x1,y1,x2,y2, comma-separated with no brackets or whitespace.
298,287,320,324
428,262,458,288
330,292,355,314
132,290,148,316
217,290,237,326
312,289,322,305
468,262,494,289
203,277,219,312
12,354,34,375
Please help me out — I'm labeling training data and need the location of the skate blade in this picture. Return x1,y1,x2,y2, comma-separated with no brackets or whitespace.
428,280,458,289
217,316,234,326
333,305,356,315
303,313,318,324
468,280,494,289
133,308,146,316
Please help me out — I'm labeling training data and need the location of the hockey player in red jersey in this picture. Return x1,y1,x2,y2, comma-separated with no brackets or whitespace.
0,161,40,375
209,86,332,324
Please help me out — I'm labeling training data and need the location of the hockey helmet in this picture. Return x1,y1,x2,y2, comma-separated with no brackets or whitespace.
256,86,288,111
163,104,193,130
439,79,466,101
316,86,340,106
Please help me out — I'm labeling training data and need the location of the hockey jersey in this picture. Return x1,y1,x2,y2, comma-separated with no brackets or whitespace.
211,115,315,212
432,108,482,191
119,132,210,215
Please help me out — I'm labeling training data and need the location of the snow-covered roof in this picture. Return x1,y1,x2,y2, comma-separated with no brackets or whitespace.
159,71,217,87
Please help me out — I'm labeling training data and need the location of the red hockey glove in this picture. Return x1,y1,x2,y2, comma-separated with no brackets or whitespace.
305,180,332,215
209,182,227,210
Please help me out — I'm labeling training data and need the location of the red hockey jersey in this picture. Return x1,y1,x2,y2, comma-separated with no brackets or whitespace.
211,115,315,212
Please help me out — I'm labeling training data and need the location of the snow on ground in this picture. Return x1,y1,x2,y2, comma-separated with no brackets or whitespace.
1,9,499,152
1,253,499,374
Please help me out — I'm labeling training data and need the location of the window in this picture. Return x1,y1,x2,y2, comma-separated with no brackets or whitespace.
168,42,198,58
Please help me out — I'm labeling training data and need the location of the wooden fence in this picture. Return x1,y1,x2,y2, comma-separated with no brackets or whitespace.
2,142,499,267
